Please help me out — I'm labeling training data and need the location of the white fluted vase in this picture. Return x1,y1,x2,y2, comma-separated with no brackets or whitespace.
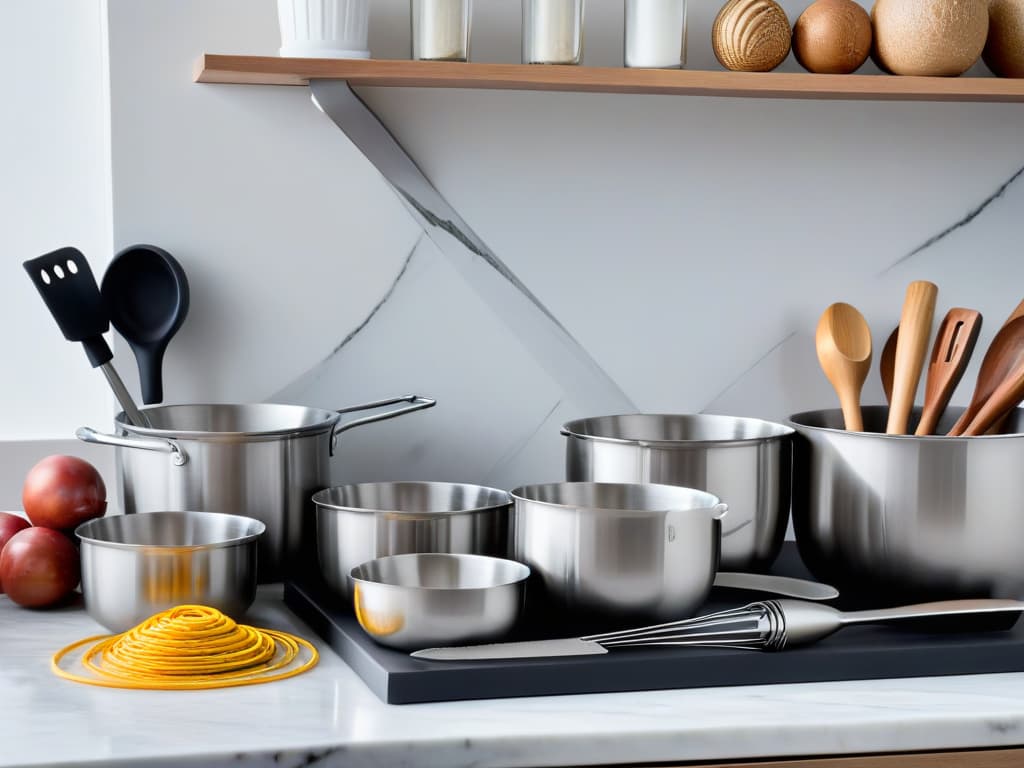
277,0,371,59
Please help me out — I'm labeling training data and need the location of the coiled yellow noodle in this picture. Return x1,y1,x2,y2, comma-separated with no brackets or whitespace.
52,605,318,690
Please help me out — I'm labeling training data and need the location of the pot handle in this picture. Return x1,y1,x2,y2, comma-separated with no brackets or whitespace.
76,427,188,467
331,395,437,448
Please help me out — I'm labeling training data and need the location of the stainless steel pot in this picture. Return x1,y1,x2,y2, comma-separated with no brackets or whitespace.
562,414,793,571
314,481,512,600
76,395,435,582
790,406,1024,600
511,481,728,622
76,511,264,633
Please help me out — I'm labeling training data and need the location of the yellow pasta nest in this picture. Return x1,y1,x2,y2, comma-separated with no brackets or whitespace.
52,604,318,690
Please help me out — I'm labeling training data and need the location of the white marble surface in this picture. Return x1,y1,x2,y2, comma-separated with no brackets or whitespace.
3,588,1024,768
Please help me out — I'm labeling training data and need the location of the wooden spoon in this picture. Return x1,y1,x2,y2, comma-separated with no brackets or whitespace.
816,303,873,432
914,308,982,435
986,298,1024,433
949,316,1024,436
886,281,938,435
880,326,898,404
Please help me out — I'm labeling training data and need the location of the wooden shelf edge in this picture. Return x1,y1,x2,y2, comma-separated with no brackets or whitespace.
193,54,1024,103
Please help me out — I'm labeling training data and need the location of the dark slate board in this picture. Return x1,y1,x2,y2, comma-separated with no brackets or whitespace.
284,544,1024,705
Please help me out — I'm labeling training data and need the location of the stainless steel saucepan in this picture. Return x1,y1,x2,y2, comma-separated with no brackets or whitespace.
512,481,728,622
76,396,436,581
315,481,512,600
562,414,793,572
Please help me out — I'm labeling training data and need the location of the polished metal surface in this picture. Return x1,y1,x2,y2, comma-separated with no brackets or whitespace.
412,637,607,660
350,553,529,650
624,0,687,69
76,511,264,633
77,397,435,582
412,0,471,61
316,481,512,600
562,413,793,571
522,0,584,64
99,362,150,428
712,572,838,601
512,481,727,622
790,406,1024,599
413,597,1024,659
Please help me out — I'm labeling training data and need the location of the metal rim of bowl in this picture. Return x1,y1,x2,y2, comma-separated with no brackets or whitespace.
75,510,267,551
312,481,513,518
510,481,722,515
115,403,341,442
789,407,1024,441
349,553,530,591
560,413,795,449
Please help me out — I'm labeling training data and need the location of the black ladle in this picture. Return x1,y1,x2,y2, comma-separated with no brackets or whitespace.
101,244,189,405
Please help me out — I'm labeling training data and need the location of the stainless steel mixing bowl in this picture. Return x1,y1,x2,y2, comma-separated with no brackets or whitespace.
350,553,529,650
562,414,793,571
511,481,728,622
76,511,265,632
791,406,1024,600
315,481,512,601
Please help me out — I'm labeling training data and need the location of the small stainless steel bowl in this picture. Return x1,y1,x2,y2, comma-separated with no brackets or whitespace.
350,553,529,651
315,481,512,601
76,511,265,633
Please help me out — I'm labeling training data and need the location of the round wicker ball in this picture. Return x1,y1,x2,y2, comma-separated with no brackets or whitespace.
872,0,989,77
985,0,1024,78
793,0,872,74
713,0,792,73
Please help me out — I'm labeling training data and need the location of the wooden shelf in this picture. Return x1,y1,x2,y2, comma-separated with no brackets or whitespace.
194,54,1024,103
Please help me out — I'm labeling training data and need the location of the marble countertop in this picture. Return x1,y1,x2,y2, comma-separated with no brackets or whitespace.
4,588,1024,768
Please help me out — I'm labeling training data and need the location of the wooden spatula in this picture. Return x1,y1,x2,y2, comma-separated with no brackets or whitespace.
950,316,1024,436
887,281,938,434
915,309,982,435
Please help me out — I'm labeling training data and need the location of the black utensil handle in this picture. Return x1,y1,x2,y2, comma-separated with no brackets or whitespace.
82,336,114,369
134,344,166,404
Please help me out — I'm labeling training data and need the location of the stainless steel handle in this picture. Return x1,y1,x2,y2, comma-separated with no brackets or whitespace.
332,395,436,439
76,426,187,466
99,362,150,428
838,599,1024,626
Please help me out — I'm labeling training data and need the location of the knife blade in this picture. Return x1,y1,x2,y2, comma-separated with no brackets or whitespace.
411,637,608,661
712,572,839,601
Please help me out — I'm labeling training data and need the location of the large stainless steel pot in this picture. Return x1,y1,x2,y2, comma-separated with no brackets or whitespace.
314,481,512,600
790,406,1024,600
511,481,728,622
562,414,793,571
76,395,435,582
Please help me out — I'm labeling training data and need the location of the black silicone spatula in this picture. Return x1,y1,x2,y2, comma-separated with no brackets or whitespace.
23,247,148,426
101,244,189,405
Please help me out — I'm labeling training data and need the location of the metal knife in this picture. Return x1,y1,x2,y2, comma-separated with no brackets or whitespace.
412,637,608,661
712,572,839,601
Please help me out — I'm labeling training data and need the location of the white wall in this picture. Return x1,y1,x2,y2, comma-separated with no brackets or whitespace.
0,0,116,507
1,0,114,438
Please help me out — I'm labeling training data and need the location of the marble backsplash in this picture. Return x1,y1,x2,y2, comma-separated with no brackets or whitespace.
106,0,1024,494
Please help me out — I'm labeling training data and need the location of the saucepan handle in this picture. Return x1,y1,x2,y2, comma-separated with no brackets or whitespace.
331,395,437,449
76,426,188,467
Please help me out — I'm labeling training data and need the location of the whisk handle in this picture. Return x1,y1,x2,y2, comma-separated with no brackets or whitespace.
770,599,843,649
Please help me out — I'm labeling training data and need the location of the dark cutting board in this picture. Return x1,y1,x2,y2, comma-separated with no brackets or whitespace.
283,544,1024,705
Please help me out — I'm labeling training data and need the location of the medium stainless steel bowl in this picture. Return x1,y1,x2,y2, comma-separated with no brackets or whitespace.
76,511,265,632
315,481,512,601
791,406,1024,600
562,414,793,571
511,481,728,622
350,553,529,650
